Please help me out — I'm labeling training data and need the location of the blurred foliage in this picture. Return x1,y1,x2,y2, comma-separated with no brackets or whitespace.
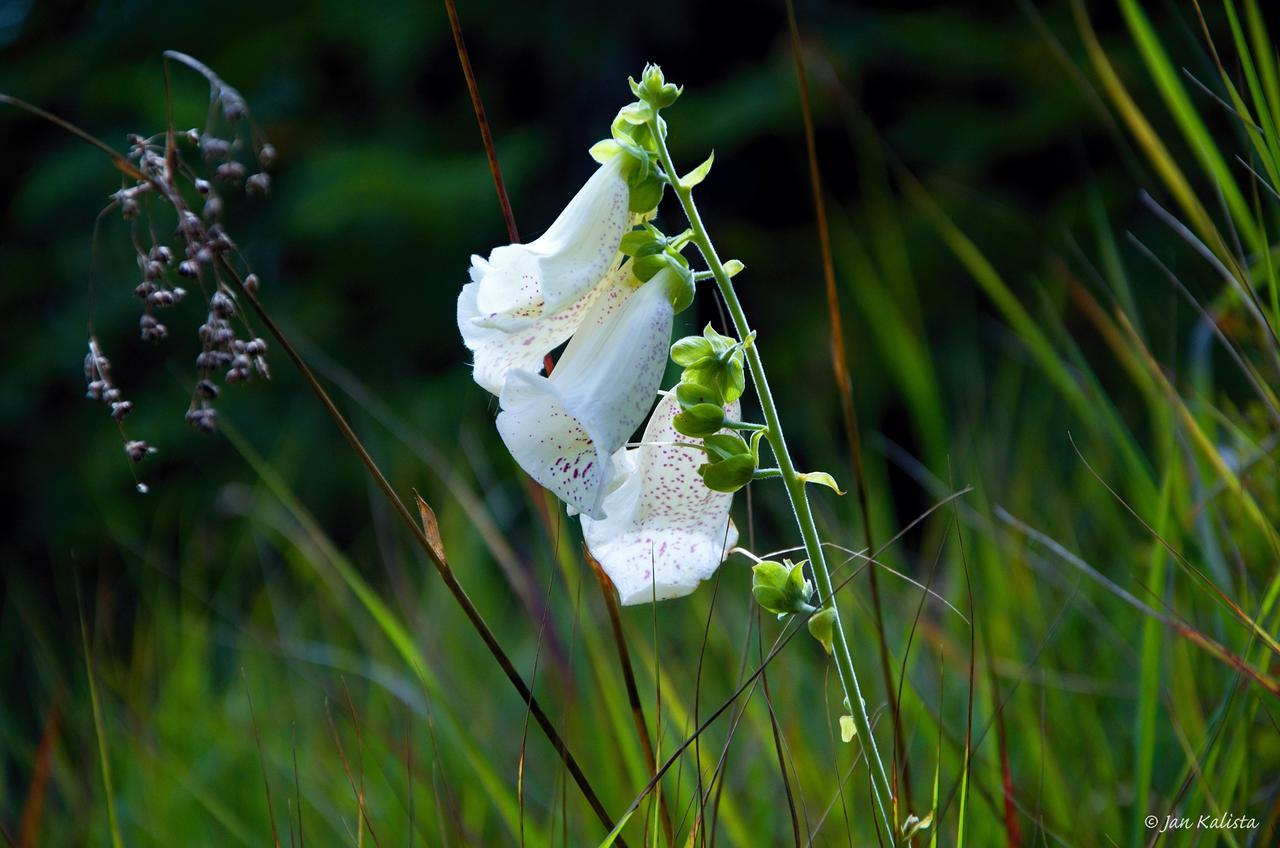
2,0,1279,845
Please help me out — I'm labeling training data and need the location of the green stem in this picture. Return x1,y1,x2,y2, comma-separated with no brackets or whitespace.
650,118,896,837
724,419,768,432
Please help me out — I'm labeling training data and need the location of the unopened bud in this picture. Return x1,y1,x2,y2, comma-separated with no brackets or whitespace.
751,560,814,617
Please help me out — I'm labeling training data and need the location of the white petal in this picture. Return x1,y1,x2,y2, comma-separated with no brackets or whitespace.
582,391,741,605
458,264,628,396
495,271,674,518
471,157,629,323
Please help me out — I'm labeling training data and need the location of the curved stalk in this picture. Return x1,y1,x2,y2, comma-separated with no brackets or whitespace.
649,117,896,837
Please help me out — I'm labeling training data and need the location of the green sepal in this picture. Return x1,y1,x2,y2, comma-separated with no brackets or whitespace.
750,561,790,614
703,432,749,462
807,606,836,654
673,404,725,438
633,63,682,109
785,560,811,602
628,172,665,214
658,261,695,313
614,100,654,126
620,229,659,257
671,337,714,368
683,347,745,405
589,139,622,164
632,252,669,282
697,453,755,493
751,559,815,616
675,380,723,409
702,324,737,355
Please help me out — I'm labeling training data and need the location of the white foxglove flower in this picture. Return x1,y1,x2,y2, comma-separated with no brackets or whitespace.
582,391,739,605
470,155,630,329
457,156,632,395
458,263,625,396
495,268,678,519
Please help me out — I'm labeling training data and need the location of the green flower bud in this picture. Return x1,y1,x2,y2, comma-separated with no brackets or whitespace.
657,261,695,313
702,432,749,462
677,324,746,404
671,336,714,367
673,404,725,438
807,606,836,654
631,63,682,109
750,560,789,612
751,559,815,616
675,380,724,409
627,170,665,214
785,558,811,600
632,251,693,310
698,453,755,493
620,229,661,258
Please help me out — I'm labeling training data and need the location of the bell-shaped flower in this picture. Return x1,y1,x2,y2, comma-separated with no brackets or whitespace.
458,262,627,396
581,390,740,605
457,155,632,395
495,267,678,519
470,155,630,329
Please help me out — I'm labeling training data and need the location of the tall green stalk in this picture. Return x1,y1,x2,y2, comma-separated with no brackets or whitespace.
648,114,897,838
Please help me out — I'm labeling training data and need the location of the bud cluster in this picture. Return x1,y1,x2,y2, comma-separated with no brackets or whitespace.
83,56,278,486
619,225,694,311
589,63,683,215
83,338,133,423
667,324,756,493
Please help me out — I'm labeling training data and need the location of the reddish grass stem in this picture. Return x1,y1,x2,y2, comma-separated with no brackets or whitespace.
781,0,909,818
443,0,520,245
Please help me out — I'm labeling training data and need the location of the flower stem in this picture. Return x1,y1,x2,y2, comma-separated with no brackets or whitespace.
650,118,896,837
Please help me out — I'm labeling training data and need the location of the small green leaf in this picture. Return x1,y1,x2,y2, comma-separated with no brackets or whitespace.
798,471,845,495
723,258,745,277
679,150,714,190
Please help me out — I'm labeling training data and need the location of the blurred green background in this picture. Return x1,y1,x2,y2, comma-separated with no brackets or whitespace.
2,0,1278,845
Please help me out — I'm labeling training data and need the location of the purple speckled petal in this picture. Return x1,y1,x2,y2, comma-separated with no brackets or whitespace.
495,271,674,518
582,390,740,605
471,156,628,323
458,264,633,396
